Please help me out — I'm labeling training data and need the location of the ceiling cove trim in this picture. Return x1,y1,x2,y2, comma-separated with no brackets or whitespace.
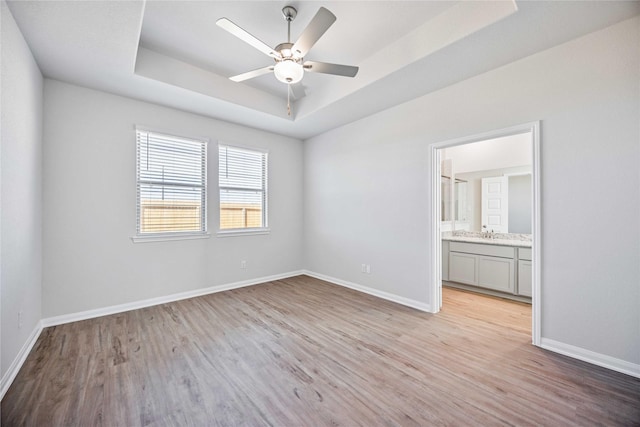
133,1,517,123
295,0,518,120
135,47,291,121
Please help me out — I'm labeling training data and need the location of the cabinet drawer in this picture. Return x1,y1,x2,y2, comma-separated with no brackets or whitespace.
519,248,532,261
449,241,514,258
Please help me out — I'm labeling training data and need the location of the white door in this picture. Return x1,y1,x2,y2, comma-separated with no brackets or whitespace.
481,176,508,233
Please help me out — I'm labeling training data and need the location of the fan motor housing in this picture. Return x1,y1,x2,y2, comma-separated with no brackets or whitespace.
282,6,297,22
275,42,301,61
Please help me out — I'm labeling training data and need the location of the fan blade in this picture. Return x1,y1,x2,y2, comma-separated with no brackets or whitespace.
216,18,280,59
303,61,359,77
229,66,274,82
291,7,336,58
290,83,306,99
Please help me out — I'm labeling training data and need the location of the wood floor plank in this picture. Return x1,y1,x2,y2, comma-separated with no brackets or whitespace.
2,275,639,426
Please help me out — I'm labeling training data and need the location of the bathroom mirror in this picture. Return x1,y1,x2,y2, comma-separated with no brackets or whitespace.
441,176,469,230
441,176,452,222
454,170,531,233
454,180,468,222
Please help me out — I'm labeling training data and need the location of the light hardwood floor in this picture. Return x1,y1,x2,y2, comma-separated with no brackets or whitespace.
2,275,639,425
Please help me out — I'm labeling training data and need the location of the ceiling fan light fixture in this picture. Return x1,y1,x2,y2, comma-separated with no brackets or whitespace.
274,59,304,84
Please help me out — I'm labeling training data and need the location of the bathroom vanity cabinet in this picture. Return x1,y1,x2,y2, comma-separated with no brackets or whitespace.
443,238,531,301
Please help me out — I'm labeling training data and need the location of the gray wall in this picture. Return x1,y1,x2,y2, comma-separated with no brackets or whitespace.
42,80,304,317
1,1,43,379
304,17,639,365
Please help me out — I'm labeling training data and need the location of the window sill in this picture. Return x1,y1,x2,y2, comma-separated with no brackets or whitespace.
217,228,271,238
131,232,211,243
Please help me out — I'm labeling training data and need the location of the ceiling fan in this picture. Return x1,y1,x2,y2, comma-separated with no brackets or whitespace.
216,5,359,114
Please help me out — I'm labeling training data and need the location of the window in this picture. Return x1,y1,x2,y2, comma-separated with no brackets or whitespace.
136,128,207,237
218,144,268,231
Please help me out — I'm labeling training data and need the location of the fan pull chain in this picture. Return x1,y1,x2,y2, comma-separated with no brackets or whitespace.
287,84,291,116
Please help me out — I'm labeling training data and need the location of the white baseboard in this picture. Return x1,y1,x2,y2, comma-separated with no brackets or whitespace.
1,271,303,400
540,338,640,379
42,270,305,328
5,271,637,405
2,271,303,400
305,272,640,379
303,270,432,313
1,322,43,400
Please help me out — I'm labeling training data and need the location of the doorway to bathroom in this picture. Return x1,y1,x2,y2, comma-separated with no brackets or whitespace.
428,122,541,345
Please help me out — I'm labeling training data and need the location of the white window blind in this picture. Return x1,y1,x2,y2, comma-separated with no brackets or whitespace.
136,129,207,235
219,144,268,230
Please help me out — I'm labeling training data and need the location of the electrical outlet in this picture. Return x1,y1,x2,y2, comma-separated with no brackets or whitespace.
18,310,23,329
240,260,247,269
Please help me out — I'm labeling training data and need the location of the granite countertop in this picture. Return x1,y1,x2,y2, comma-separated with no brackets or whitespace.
442,231,532,248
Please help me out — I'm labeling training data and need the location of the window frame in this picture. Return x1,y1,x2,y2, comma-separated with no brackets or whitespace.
217,143,269,237
132,126,210,243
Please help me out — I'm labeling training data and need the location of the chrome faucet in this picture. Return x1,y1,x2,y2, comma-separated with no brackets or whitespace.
482,225,495,239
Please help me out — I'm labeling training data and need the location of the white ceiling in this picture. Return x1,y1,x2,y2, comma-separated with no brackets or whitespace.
6,1,640,140
140,1,454,99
